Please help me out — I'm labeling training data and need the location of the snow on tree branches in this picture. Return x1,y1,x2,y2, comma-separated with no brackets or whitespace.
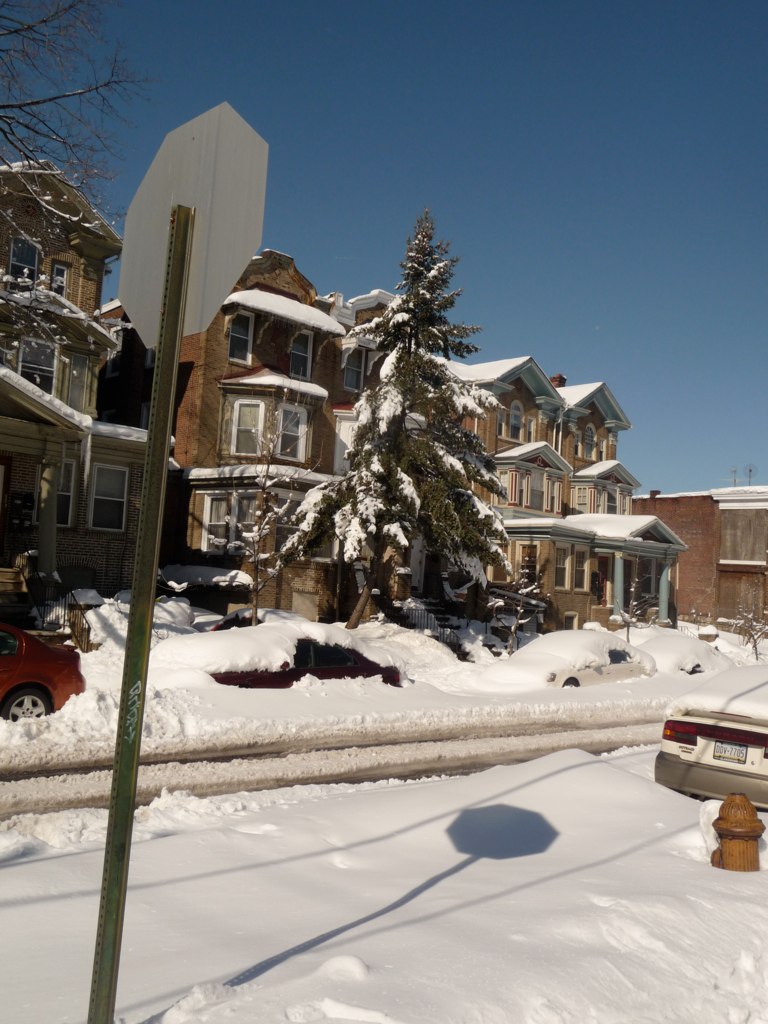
279,211,510,628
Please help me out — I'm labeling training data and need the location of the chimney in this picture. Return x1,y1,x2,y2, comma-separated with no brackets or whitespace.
650,489,661,500
550,373,567,388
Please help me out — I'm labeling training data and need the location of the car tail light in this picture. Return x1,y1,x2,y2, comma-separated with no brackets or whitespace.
663,718,768,753
663,720,700,745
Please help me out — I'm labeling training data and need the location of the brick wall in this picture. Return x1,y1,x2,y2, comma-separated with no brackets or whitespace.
633,493,718,619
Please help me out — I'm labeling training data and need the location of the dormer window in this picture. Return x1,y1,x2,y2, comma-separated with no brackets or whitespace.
290,332,312,380
8,237,39,287
584,424,596,460
228,313,253,364
509,401,523,441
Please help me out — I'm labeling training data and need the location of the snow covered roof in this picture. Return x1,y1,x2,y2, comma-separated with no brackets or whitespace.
0,366,90,430
90,421,148,443
504,512,686,550
573,460,640,488
220,368,328,400
185,464,335,488
495,441,572,474
0,288,117,348
447,356,534,383
557,381,631,430
223,289,346,336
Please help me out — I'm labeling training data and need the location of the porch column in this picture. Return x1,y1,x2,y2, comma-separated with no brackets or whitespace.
612,553,625,617
658,561,671,623
37,456,59,575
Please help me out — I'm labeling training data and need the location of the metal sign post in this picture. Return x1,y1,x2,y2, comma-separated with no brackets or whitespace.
85,102,267,1024
87,205,194,1024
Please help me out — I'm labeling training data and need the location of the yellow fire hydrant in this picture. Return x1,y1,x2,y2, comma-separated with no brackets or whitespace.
711,793,765,871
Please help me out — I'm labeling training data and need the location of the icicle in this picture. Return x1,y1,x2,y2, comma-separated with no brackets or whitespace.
81,430,92,492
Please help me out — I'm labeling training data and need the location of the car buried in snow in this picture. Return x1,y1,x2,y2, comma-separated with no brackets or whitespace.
655,664,768,808
0,622,86,721
151,616,403,689
478,629,655,691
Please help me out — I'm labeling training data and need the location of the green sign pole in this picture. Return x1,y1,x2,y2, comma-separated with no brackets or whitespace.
87,204,194,1024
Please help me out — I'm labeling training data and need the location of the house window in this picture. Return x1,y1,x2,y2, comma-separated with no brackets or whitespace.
563,612,578,630
274,494,301,551
606,485,617,515
620,491,631,515
509,401,523,441
232,400,264,455
277,404,308,460
9,237,39,286
203,493,229,551
228,313,253,364
231,492,259,552
289,332,312,380
520,544,537,583
344,348,365,391
573,431,582,458
497,406,507,437
555,546,569,589
35,460,74,527
574,549,588,590
20,339,55,393
526,416,536,444
575,486,588,513
529,468,545,511
67,353,89,412
51,262,69,297
584,424,596,460
598,438,606,461
506,470,519,506
90,465,128,531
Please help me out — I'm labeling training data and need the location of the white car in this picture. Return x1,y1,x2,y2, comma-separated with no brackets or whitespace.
655,664,768,808
633,633,732,676
480,630,656,690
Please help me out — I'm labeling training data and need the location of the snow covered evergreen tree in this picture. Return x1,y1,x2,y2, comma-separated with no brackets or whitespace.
280,211,510,628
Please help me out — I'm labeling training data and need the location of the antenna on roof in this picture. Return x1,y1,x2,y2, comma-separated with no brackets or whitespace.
745,464,757,486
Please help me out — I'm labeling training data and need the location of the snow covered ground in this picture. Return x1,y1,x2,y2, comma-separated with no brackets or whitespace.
2,606,768,1023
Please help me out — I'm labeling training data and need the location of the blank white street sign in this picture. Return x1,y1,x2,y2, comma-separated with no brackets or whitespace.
120,102,269,345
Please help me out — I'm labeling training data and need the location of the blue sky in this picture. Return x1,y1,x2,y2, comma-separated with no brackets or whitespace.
98,0,767,495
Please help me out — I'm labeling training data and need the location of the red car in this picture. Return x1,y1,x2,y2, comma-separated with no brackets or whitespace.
211,637,402,689
0,622,86,721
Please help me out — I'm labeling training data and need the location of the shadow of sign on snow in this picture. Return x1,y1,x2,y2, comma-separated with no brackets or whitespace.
218,804,557,991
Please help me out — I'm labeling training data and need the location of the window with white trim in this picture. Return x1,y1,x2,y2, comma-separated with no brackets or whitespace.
344,348,365,391
606,485,617,515
90,465,128,531
228,313,253,364
563,612,578,630
67,352,89,411
555,546,569,589
574,548,588,590
289,332,312,380
277,404,308,461
506,470,519,506
232,400,264,455
203,493,229,551
51,262,68,297
35,460,75,527
575,485,588,513
529,468,545,511
619,490,631,515
573,431,582,458
584,424,596,460
497,406,507,437
509,401,523,441
526,416,536,444
232,492,259,551
20,339,55,393
9,237,39,286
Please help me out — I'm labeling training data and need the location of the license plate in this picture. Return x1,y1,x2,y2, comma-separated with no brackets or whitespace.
713,740,748,764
